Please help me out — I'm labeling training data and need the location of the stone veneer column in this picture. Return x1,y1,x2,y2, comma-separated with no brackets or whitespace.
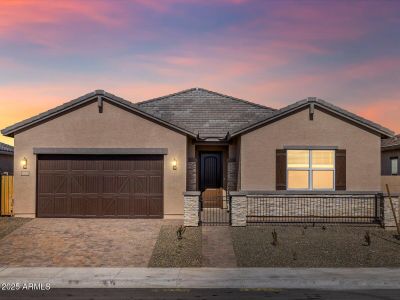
227,159,238,192
184,191,200,227
384,194,400,230
230,192,247,226
186,158,197,191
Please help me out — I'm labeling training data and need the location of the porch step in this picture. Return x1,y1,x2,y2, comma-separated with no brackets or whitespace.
201,226,237,267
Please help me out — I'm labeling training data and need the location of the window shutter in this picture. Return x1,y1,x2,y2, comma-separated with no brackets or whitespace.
276,149,287,190
335,149,346,190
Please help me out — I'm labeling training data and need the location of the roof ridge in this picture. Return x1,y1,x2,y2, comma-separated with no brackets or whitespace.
137,87,276,111
136,88,197,105
196,87,276,111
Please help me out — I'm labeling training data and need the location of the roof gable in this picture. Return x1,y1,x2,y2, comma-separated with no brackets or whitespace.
137,88,275,139
1,90,195,138
231,97,394,138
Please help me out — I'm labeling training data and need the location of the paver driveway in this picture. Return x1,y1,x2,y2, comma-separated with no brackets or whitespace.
0,218,181,267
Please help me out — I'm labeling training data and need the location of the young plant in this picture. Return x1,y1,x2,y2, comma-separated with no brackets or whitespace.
176,225,186,240
364,231,371,246
322,225,326,231
271,229,278,246
292,251,297,261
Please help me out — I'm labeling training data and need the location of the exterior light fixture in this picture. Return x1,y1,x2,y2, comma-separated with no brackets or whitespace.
172,158,177,170
21,157,28,169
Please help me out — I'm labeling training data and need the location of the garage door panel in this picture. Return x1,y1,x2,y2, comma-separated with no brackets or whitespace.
102,196,116,216
117,176,130,194
116,196,130,216
53,196,69,216
149,176,162,194
103,175,116,193
133,176,148,194
86,175,101,194
37,195,54,217
38,174,54,193
85,195,100,216
71,195,86,216
37,155,163,218
71,175,85,193
133,196,148,217
148,196,163,217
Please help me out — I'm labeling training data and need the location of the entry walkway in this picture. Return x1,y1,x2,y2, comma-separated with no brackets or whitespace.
201,227,237,267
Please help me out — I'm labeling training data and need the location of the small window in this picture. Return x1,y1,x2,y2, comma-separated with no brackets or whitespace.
287,149,335,190
391,157,398,175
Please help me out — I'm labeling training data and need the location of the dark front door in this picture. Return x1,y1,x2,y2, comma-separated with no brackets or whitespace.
199,152,222,191
37,154,163,218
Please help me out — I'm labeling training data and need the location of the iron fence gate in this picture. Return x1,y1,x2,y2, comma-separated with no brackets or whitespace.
199,189,231,225
246,194,384,225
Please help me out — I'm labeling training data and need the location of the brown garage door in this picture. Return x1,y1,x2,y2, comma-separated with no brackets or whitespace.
37,155,163,218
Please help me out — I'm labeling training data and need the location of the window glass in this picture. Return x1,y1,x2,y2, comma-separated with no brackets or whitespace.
312,170,334,189
287,150,309,168
311,150,335,169
391,158,398,175
288,170,309,189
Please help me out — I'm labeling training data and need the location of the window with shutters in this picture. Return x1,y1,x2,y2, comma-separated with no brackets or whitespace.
287,150,335,190
391,157,398,175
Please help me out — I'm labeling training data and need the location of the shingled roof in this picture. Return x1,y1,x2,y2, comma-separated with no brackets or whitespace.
0,142,13,154
382,134,400,149
137,88,275,139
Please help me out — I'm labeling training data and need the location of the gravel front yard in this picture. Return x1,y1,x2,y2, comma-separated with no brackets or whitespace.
231,225,400,267
149,225,202,267
0,217,32,240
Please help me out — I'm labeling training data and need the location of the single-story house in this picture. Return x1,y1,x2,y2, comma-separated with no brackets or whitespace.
0,142,14,175
382,135,400,193
1,88,395,223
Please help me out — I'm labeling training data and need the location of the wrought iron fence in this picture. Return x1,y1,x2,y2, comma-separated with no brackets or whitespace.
246,194,383,225
199,189,231,225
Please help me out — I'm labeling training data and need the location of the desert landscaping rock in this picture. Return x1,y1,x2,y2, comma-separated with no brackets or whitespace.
149,225,202,267
232,225,400,267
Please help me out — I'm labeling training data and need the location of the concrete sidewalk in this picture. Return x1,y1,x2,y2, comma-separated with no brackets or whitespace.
0,267,400,289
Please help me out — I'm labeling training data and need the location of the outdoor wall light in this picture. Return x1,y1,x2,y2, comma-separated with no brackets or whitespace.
172,158,177,170
21,157,28,169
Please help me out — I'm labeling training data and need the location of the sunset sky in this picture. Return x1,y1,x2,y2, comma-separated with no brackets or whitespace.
1,0,400,145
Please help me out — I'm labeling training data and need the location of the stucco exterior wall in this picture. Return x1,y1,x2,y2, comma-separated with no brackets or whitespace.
13,101,187,218
240,108,381,191
382,176,400,194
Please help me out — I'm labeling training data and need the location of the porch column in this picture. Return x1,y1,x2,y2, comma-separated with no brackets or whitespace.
227,159,238,192
383,194,400,230
184,191,200,227
186,158,197,191
230,192,247,226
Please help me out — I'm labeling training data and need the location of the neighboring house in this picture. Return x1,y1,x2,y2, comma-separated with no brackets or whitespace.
0,88,394,220
381,135,400,193
0,142,13,175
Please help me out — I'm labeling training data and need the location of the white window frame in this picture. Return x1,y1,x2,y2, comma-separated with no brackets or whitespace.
391,157,398,176
287,149,335,191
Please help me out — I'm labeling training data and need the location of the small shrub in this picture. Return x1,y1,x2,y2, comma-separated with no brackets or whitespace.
292,251,297,261
176,225,186,240
364,231,371,246
322,225,326,231
271,229,278,246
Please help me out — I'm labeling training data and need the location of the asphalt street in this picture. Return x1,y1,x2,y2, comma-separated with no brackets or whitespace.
1,288,400,300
